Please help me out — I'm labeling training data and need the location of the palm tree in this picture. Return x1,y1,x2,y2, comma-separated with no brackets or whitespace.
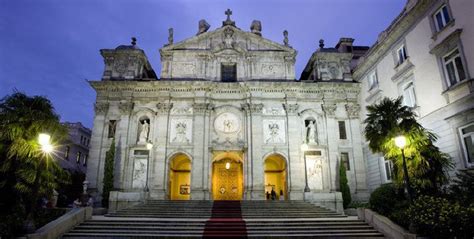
0,92,69,233
364,97,452,195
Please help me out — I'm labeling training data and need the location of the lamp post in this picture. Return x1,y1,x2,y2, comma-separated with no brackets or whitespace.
144,142,153,192
301,144,310,192
394,135,413,202
25,133,53,232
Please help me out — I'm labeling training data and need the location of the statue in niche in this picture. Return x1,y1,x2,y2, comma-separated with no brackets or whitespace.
173,122,189,143
197,19,210,35
266,122,283,144
306,120,317,144
138,119,150,143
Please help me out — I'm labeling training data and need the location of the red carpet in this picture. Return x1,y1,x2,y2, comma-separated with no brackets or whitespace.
203,201,247,238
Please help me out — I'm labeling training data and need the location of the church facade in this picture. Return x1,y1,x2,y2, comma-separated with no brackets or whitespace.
87,11,369,212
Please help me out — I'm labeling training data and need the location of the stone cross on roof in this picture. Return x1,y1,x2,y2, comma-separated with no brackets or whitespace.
225,9,232,20
223,8,235,27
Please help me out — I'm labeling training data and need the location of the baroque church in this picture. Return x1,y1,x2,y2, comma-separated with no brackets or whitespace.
87,10,370,212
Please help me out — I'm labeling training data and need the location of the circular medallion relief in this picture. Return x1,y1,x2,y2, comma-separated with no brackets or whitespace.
214,112,240,134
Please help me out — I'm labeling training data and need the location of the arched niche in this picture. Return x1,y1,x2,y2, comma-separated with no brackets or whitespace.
168,153,192,200
264,153,288,200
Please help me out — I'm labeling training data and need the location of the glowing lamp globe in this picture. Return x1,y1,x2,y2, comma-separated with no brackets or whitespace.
146,142,153,150
38,133,51,146
41,144,53,153
225,162,230,170
394,135,407,149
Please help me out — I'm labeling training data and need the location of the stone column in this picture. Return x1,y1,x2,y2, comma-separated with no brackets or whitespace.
87,102,109,194
190,103,209,200
346,103,369,200
150,102,172,199
284,103,304,200
250,103,264,199
117,102,134,190
323,102,338,191
241,103,252,200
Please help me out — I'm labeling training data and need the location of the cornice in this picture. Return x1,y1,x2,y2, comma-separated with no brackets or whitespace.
353,0,434,80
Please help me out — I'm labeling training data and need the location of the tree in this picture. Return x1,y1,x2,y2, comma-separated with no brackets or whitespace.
0,92,69,234
102,138,115,208
339,159,351,209
364,97,452,194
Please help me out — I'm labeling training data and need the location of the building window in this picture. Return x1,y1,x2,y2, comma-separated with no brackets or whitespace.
384,158,393,182
433,5,451,32
83,155,88,166
367,70,378,90
459,123,474,166
396,45,408,65
401,81,417,107
338,121,347,140
443,49,466,87
221,64,237,82
64,146,70,159
108,120,117,138
76,152,82,163
341,152,350,170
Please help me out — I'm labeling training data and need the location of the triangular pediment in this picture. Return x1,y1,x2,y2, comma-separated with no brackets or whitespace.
161,25,295,54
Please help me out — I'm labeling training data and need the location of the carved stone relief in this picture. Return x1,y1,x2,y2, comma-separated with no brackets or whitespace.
346,103,360,118
173,62,196,75
263,119,285,144
263,107,286,116
132,157,147,189
170,118,192,144
214,112,240,134
307,155,323,190
261,63,283,76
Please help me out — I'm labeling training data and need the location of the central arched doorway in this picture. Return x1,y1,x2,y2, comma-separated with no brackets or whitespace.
168,153,191,200
211,151,244,200
264,154,288,200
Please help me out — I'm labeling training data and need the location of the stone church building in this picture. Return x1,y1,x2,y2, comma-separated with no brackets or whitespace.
87,10,372,212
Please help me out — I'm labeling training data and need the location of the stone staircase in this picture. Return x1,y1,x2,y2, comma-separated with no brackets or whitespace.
63,200,385,238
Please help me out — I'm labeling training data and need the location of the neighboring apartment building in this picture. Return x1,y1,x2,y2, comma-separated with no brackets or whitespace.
56,122,91,174
354,0,474,191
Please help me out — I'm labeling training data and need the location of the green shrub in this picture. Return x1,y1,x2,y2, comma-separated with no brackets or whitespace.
339,160,351,209
102,138,116,208
369,183,404,216
407,195,474,238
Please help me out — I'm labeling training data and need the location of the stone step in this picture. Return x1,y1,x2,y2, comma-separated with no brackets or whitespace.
63,200,384,238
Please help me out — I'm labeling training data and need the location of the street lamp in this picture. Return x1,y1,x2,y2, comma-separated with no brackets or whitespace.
144,142,153,192
301,144,310,192
394,135,413,202
25,133,53,232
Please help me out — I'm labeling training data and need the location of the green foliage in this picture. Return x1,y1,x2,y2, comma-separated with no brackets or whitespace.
364,97,453,193
449,170,474,206
339,159,351,209
369,183,410,228
369,183,403,216
0,92,70,236
102,138,116,208
407,195,474,238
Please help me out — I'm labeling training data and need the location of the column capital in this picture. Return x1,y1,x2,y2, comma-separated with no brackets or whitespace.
156,102,173,114
94,102,109,115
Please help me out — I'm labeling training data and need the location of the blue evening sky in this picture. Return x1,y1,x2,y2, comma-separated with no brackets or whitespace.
0,0,405,129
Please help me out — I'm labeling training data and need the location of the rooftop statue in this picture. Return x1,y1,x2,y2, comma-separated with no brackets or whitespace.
251,20,262,36
197,19,210,35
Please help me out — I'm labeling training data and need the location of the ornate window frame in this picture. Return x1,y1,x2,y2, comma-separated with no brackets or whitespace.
459,122,474,168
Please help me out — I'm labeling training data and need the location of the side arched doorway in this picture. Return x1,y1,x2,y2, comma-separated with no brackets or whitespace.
211,151,244,200
168,153,191,200
264,154,288,200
